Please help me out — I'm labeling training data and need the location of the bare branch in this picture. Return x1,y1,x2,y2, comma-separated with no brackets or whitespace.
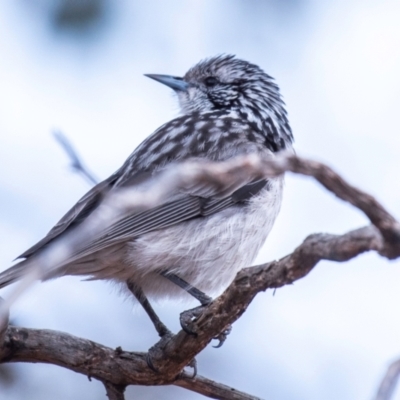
0,225,396,396
53,130,98,185
96,152,400,259
175,372,262,400
104,381,126,400
15,153,400,277
1,153,399,397
374,358,400,400
0,327,258,399
141,225,387,376
280,156,400,257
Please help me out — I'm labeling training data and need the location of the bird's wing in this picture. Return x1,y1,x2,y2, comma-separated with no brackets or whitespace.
17,172,120,259
67,179,268,261
18,112,270,261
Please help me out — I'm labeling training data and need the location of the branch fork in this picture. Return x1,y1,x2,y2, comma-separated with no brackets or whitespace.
1,151,399,399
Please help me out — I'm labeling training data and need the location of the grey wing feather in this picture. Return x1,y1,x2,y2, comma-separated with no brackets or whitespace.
1,180,265,288
0,259,29,288
68,179,268,261
4,112,270,288
72,196,202,259
17,172,120,259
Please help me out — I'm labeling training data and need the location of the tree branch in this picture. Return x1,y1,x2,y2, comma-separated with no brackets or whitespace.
0,225,395,397
1,152,399,398
0,326,259,398
279,156,400,257
103,381,126,400
51,131,400,250
175,372,262,400
139,225,386,377
374,358,400,400
53,130,98,185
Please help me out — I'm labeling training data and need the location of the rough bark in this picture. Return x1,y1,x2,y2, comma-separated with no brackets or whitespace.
1,153,399,399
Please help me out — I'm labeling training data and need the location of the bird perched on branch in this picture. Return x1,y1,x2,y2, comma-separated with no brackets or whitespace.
0,55,293,345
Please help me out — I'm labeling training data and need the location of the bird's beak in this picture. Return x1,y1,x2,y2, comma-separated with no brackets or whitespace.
144,74,189,91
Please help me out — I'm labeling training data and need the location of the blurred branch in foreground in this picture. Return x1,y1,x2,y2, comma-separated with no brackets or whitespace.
53,130,98,185
0,151,399,399
374,358,400,400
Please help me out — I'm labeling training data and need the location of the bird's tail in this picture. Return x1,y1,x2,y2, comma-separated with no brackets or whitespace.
0,260,30,289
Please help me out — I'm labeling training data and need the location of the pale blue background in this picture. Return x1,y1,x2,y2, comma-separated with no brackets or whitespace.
0,1,399,398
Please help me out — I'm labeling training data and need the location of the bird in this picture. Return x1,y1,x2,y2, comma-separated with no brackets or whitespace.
0,55,293,344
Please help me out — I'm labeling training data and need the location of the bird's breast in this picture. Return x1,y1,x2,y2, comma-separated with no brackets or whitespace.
124,177,284,299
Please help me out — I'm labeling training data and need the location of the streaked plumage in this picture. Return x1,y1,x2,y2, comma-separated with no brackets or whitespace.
0,55,293,305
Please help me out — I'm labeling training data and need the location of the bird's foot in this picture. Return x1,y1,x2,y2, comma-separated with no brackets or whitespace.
180,305,207,336
146,336,197,378
180,305,232,348
145,330,174,373
212,325,232,348
183,358,198,378
145,352,159,373
157,324,172,338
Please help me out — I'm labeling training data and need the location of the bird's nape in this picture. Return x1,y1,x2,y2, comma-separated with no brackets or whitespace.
1,55,293,357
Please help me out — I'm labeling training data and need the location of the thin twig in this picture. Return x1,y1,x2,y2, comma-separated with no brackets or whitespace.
53,130,98,185
373,358,400,400
176,372,262,400
281,156,400,256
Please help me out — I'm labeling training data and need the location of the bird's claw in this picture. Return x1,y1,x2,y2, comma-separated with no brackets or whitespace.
145,331,175,373
145,352,159,372
180,305,232,348
180,305,207,335
147,352,197,378
185,358,198,378
212,325,232,348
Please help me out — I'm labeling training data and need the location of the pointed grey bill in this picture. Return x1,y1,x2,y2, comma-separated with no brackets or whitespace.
144,74,189,91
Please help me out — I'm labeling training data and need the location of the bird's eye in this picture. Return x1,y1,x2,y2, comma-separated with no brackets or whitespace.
204,76,218,87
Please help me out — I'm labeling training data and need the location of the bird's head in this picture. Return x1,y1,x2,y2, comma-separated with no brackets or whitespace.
146,55,281,112
145,55,293,148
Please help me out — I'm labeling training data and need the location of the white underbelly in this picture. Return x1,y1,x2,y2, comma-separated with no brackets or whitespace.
124,177,284,299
